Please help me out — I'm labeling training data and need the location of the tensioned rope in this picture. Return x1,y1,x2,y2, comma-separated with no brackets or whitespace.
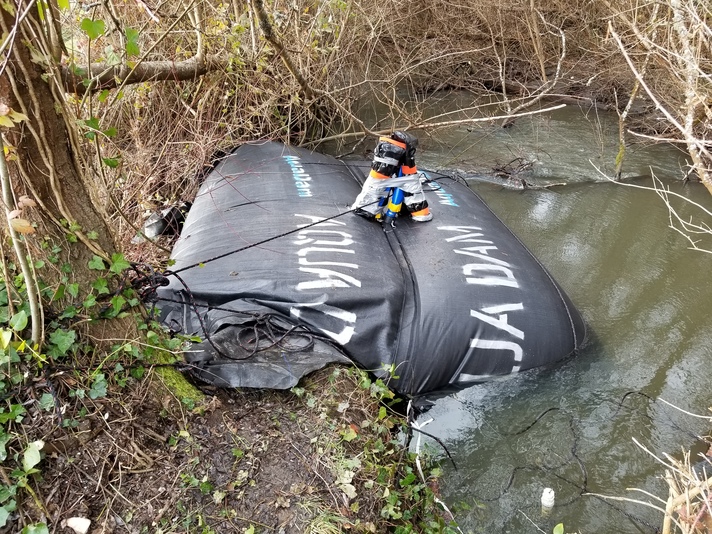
162,170,452,278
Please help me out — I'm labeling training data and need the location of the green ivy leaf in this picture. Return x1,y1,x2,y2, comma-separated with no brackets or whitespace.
0,404,25,424
0,431,10,461
103,127,118,138
21,522,49,534
553,524,564,534
92,278,109,295
103,44,120,66
109,295,126,316
83,294,97,308
84,116,100,140
9,310,27,332
130,366,145,379
48,329,76,356
80,18,105,40
38,393,55,412
22,440,43,472
98,89,110,103
110,253,130,274
399,472,417,487
0,504,11,528
67,283,79,298
58,306,77,320
88,255,106,270
89,373,108,399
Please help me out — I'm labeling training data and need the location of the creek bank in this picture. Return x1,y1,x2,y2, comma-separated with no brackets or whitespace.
25,365,455,533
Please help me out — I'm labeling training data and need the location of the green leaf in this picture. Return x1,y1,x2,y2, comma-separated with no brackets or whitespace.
9,310,27,332
84,116,100,139
80,18,105,40
98,89,110,103
0,2,15,16
89,373,107,399
103,126,118,138
109,295,126,316
39,393,55,412
21,523,49,534
102,157,119,168
553,524,564,534
0,329,12,349
0,404,25,424
84,116,100,130
399,472,417,487
88,255,105,270
103,44,120,66
67,283,79,298
22,440,43,472
130,366,145,379
58,306,77,320
341,426,358,442
48,329,76,356
9,110,28,123
57,0,69,9
0,504,10,528
109,253,130,274
0,431,10,461
125,28,140,57
83,294,97,308
92,278,109,295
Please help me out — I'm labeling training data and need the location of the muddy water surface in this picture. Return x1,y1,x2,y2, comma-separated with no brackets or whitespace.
324,94,712,532
417,103,712,533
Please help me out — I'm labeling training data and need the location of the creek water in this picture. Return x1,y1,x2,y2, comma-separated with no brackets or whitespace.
326,95,712,533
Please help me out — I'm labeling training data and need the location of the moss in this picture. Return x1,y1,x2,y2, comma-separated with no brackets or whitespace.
153,365,204,406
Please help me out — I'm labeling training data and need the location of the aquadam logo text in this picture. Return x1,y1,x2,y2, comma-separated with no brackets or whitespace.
283,155,313,197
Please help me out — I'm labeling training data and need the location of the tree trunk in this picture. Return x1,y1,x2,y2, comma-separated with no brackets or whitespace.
0,6,117,288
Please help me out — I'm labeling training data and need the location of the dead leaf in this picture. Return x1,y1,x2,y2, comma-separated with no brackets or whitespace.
7,209,22,219
10,218,35,234
18,196,36,208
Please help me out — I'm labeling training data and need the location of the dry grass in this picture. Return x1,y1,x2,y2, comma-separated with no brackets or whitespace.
62,0,679,260
53,0,711,261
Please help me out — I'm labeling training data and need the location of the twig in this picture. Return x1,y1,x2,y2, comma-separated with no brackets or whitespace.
518,509,547,533
658,398,712,420
0,136,42,345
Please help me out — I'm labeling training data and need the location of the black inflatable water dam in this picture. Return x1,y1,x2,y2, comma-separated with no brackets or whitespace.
156,141,586,396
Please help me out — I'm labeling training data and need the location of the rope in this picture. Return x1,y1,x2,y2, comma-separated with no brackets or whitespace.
166,202,374,276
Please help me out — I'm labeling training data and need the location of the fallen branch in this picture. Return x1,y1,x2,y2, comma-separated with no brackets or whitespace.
61,55,228,93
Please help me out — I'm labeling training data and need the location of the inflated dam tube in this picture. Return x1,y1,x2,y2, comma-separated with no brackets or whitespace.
155,141,586,396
